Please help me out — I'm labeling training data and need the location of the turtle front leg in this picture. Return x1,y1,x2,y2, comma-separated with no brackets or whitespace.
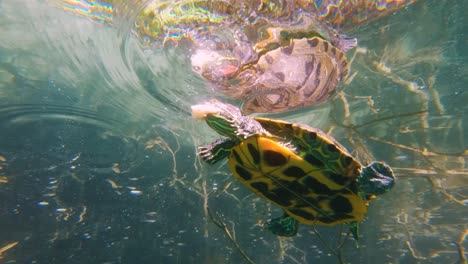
197,138,236,165
267,211,299,237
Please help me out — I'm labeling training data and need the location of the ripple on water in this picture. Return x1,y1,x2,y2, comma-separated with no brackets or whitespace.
0,104,140,172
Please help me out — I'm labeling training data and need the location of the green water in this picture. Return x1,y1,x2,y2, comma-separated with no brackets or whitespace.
0,0,466,263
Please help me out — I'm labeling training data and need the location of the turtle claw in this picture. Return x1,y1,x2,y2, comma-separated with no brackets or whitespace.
197,138,236,165
197,146,215,164
331,33,358,52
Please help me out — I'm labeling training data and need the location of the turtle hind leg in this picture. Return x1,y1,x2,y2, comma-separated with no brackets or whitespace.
347,221,360,246
197,138,235,165
267,212,299,237
330,33,357,52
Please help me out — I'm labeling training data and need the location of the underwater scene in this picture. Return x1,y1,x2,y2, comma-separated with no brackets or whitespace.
0,0,466,263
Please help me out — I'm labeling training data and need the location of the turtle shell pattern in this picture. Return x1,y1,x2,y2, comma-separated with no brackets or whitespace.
235,37,349,114
254,117,358,177
227,118,367,226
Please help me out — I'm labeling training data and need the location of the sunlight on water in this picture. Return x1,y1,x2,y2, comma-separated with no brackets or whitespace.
54,0,114,24
0,0,466,263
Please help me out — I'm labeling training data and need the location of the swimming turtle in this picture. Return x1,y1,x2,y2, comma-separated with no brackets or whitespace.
59,0,417,114
188,1,416,114
192,100,395,237
191,28,353,114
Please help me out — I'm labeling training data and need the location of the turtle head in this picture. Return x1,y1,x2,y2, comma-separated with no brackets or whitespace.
358,161,395,197
192,100,267,140
191,49,240,82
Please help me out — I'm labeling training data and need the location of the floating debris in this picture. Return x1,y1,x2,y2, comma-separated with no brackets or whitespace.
70,153,81,162
112,163,121,173
130,190,142,195
0,241,18,259
106,179,121,189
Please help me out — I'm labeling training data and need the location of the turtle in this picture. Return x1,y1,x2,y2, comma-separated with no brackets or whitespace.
191,28,353,115
127,0,416,114
192,99,395,238
59,0,418,114
187,1,416,114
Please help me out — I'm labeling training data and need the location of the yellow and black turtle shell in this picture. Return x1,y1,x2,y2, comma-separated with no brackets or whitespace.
227,118,368,226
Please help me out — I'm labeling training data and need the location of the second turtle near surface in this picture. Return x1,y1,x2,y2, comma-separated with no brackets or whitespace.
192,99,395,238
192,33,351,115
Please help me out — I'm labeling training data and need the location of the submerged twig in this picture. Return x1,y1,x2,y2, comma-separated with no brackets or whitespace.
311,226,345,264
207,207,255,264
454,229,468,264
